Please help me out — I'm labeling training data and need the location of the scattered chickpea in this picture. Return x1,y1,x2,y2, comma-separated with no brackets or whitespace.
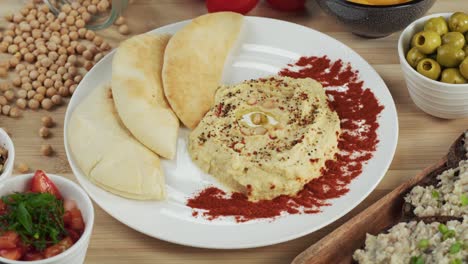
40,144,53,156
51,94,62,105
39,126,50,138
9,107,20,118
85,30,95,41
118,24,130,35
33,93,44,102
17,89,27,99
58,86,69,97
28,98,40,109
41,115,54,127
1,105,11,115
4,90,15,101
114,16,126,26
16,162,29,173
41,98,53,110
16,98,27,109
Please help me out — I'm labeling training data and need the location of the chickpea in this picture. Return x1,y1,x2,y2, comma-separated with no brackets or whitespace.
83,49,93,60
40,144,53,156
69,31,79,41
17,89,27,99
0,42,9,53
87,4,97,14
94,52,103,62
27,90,36,99
12,78,21,88
21,83,32,91
58,86,69,97
48,51,59,61
114,16,126,26
39,126,49,138
84,61,93,71
4,90,14,101
1,105,11,115
41,115,54,127
69,10,79,18
51,74,61,82
7,44,19,54
51,94,62,105
46,87,57,98
43,78,53,88
33,93,44,102
28,98,40,109
75,19,85,28
16,163,29,173
65,15,75,26
9,107,20,118
85,30,95,41
36,86,46,95
74,74,83,83
16,98,27,109
29,70,39,80
81,12,91,23
53,80,63,89
32,80,41,89
67,54,77,64
57,12,66,22
41,98,53,110
9,57,19,68
69,84,77,94
76,44,86,54
0,96,7,106
119,24,130,35
97,0,109,12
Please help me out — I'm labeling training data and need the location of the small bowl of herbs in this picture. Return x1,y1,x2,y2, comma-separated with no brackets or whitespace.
0,128,14,181
0,170,94,263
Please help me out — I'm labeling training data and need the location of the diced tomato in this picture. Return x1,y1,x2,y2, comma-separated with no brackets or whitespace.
0,200,6,214
63,199,77,212
0,248,22,260
23,252,45,261
43,237,73,258
30,170,62,199
0,231,19,250
206,0,259,14
266,0,306,11
69,208,85,232
63,210,72,227
66,228,80,243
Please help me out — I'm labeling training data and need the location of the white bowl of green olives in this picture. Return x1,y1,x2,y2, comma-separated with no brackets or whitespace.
398,12,468,119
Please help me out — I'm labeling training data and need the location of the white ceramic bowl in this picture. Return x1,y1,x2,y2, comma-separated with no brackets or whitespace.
398,12,468,119
0,174,94,264
0,128,14,180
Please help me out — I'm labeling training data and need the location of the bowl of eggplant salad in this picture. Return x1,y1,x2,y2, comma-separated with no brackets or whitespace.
353,131,468,264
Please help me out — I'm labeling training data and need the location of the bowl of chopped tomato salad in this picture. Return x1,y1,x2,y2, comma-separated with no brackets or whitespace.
0,170,94,264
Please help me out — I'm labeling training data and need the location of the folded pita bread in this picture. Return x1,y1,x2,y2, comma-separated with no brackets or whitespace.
67,84,166,200
163,12,244,129
112,34,179,160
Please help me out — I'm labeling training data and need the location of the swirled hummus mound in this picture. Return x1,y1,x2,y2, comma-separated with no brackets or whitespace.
188,76,341,201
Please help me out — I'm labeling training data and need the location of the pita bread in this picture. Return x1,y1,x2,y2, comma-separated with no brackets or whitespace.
67,84,166,200
162,12,244,129
112,34,179,160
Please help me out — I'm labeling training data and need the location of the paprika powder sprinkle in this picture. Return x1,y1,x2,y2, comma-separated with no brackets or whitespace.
187,56,385,222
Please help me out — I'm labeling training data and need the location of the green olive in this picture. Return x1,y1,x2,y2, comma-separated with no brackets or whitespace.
448,12,468,33
411,31,442,54
424,16,449,35
442,32,466,49
464,45,468,55
441,68,467,84
406,47,426,68
436,44,466,67
460,57,468,79
416,58,441,80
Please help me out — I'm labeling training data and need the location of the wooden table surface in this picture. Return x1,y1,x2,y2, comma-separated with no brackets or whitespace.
1,0,467,263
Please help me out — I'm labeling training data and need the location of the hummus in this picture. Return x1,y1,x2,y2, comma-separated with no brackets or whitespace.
188,76,341,201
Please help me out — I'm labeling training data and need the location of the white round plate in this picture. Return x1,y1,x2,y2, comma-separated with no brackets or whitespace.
64,17,398,249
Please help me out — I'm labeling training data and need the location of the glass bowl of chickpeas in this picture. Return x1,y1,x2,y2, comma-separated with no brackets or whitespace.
398,12,468,119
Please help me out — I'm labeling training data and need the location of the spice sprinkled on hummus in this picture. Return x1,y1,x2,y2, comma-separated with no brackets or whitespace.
188,76,341,201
